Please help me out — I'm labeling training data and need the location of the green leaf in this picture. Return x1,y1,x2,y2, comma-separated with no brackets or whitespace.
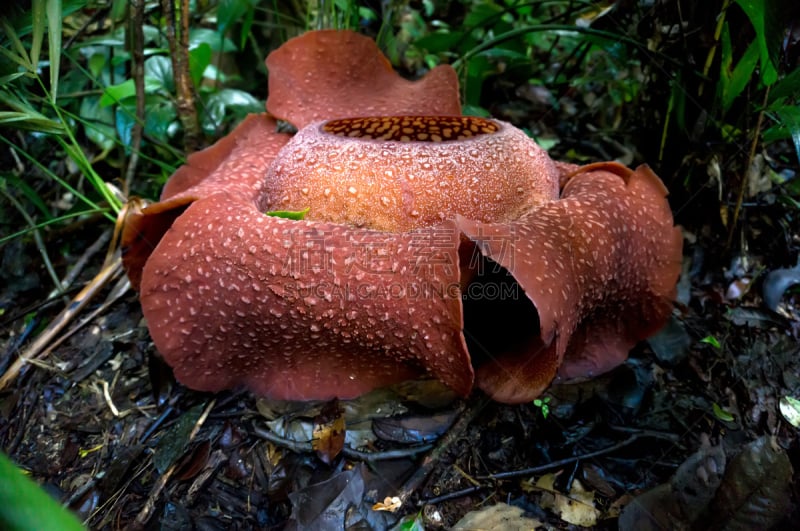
189,42,212,87
734,0,781,86
0,451,85,531
0,20,33,71
719,23,759,113
218,0,256,49
393,514,425,531
142,97,178,142
153,404,205,474
700,335,721,349
712,402,735,422
265,207,310,220
189,28,235,53
46,0,63,101
144,55,174,92
110,0,128,21
779,396,800,428
30,0,45,67
0,91,64,133
763,104,800,161
79,97,116,150
115,105,134,148
463,0,504,29
0,73,26,85
414,31,467,54
462,104,490,117
87,52,107,78
768,68,800,104
0,112,64,134
99,78,136,107
202,88,261,133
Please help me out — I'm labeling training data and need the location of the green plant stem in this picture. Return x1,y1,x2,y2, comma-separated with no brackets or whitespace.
0,208,107,246
0,186,63,295
726,85,771,248
0,135,114,222
32,74,123,214
700,0,731,97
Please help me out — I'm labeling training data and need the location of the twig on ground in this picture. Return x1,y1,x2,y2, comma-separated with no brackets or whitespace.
52,229,112,297
395,395,488,507
0,256,124,391
252,422,433,461
39,273,130,376
481,430,679,481
423,485,488,505
418,430,680,505
131,399,216,529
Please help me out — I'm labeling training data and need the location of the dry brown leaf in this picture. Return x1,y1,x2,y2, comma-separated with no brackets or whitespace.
311,401,345,465
535,474,599,527
452,503,542,530
372,496,402,512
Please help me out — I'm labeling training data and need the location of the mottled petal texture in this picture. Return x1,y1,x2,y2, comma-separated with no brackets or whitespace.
266,30,461,129
459,163,682,403
140,193,473,399
122,115,291,288
263,116,559,231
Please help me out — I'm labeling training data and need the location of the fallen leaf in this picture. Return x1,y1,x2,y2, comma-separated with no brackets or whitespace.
705,436,793,530
762,262,800,311
286,466,364,531
779,396,800,428
372,410,458,444
153,403,205,474
536,474,599,527
452,503,542,530
372,496,402,512
311,400,345,465
619,440,726,530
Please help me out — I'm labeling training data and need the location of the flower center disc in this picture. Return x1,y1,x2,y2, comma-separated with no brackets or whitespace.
321,116,500,143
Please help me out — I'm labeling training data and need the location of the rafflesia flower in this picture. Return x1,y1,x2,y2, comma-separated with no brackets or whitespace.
122,30,682,404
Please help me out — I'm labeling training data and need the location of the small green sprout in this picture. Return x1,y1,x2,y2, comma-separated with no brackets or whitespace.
533,397,551,419
700,335,721,349
712,402,735,422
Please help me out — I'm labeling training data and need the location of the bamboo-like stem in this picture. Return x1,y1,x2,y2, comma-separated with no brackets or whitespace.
726,86,771,248
124,0,146,193
161,0,201,152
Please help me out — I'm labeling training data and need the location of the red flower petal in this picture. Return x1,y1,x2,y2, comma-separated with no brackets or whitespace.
140,194,474,399
122,114,291,288
265,30,461,130
459,163,682,403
